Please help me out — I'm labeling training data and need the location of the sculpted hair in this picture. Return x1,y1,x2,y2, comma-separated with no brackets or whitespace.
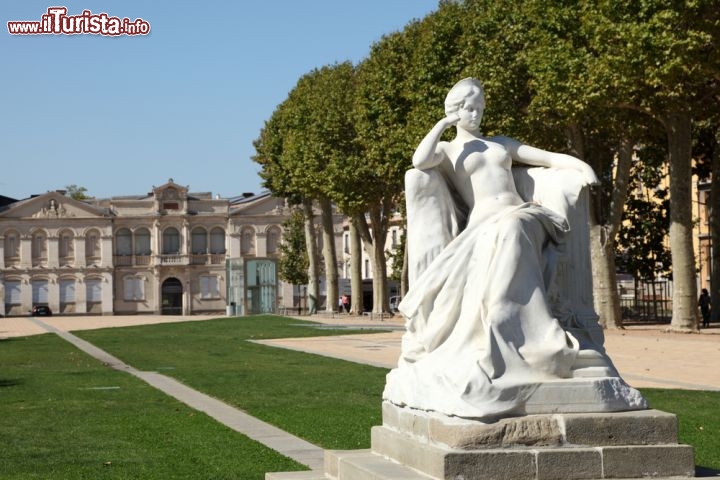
444,77,485,116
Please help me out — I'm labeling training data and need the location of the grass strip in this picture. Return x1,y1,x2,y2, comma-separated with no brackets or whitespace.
0,334,304,479
641,388,720,471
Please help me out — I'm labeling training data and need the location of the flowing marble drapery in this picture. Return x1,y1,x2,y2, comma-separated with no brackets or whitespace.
383,166,607,419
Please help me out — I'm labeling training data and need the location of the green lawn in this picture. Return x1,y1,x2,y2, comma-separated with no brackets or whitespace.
641,389,720,472
78,316,388,450
2,315,718,478
0,333,304,480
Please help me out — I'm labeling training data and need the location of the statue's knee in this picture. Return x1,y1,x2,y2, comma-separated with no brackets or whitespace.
496,216,525,239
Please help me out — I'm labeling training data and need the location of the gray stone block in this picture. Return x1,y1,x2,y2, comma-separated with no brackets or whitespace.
536,448,602,480
325,450,372,480
428,413,563,449
562,410,679,446
372,426,448,478
383,401,563,449
373,425,538,479
444,450,537,480
602,444,695,478
265,471,326,480
337,451,433,480
383,402,682,449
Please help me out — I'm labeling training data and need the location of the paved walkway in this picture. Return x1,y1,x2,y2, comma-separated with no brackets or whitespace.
4,312,720,473
263,316,720,391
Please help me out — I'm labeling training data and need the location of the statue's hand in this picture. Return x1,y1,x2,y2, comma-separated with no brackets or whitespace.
441,113,460,129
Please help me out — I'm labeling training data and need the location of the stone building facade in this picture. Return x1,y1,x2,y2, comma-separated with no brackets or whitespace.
0,180,341,317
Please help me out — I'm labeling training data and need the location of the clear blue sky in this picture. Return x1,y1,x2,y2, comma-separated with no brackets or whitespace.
1,1,439,200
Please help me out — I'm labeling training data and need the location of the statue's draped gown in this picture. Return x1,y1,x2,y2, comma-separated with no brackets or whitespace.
383,164,581,419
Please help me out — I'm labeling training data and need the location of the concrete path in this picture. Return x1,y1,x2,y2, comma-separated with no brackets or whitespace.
261,319,720,392
26,317,325,471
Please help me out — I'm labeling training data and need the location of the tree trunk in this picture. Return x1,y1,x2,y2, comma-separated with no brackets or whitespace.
591,229,623,328
319,197,339,312
664,112,699,331
349,216,364,315
569,124,631,329
302,198,319,315
356,202,391,313
591,137,634,328
710,127,720,323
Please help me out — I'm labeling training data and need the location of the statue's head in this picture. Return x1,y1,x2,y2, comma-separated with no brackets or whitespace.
444,78,485,116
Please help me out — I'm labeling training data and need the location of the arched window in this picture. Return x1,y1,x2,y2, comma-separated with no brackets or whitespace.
241,227,255,255
85,229,101,261
191,227,207,254
162,227,180,254
266,226,281,254
115,228,132,256
32,231,47,265
135,228,151,255
210,227,225,254
3,230,20,262
58,230,75,265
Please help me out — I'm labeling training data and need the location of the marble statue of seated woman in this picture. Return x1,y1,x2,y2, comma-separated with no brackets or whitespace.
383,78,646,420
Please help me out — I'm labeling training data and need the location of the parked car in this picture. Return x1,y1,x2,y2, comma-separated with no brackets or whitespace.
31,305,52,317
389,296,402,313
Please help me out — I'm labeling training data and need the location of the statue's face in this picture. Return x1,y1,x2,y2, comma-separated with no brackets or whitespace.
456,90,484,131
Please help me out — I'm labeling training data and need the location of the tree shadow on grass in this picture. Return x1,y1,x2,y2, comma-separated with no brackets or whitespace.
697,466,720,477
0,379,23,387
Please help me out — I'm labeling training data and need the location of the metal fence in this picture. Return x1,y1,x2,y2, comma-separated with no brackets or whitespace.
618,276,673,324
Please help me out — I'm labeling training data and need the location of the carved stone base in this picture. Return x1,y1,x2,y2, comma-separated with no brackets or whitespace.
267,402,696,480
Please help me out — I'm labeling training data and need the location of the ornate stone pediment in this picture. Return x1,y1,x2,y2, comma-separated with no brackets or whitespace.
0,192,108,220
152,179,189,213
230,193,289,217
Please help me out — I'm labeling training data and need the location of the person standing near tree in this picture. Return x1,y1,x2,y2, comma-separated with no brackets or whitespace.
699,288,711,328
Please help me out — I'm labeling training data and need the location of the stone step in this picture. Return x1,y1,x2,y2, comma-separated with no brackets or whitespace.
330,450,433,480
382,402,680,449
265,470,326,480
371,425,695,480
321,447,697,480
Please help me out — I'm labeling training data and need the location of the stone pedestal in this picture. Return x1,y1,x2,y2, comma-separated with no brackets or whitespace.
267,401,696,480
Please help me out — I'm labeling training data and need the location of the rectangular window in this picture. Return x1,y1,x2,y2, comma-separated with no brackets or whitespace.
5,280,21,304
86,279,102,303
32,280,49,304
199,275,219,299
123,277,145,301
59,279,76,303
